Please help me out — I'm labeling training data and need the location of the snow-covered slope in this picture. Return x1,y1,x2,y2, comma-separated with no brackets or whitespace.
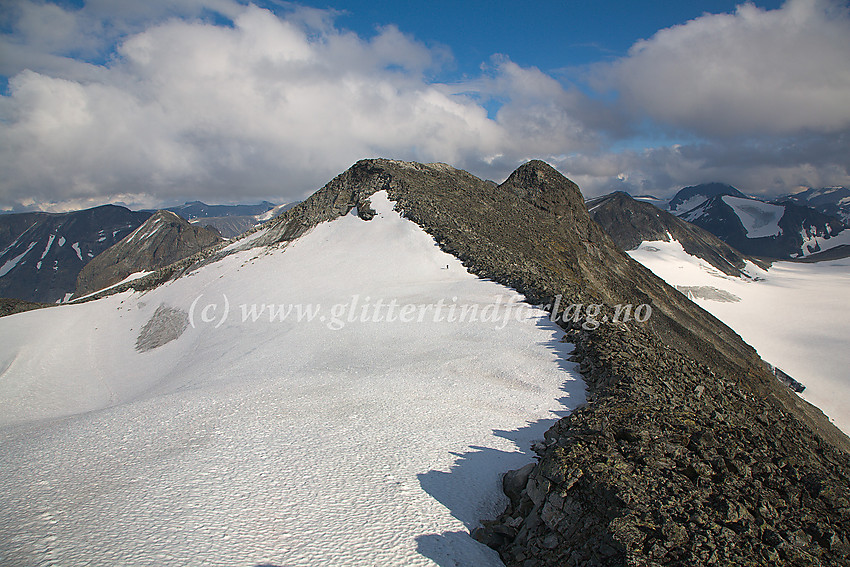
628,240,850,433
0,192,584,566
720,195,784,238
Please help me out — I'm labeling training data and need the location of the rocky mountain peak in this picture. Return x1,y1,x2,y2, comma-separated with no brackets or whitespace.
75,209,224,297
499,159,586,220
50,158,850,566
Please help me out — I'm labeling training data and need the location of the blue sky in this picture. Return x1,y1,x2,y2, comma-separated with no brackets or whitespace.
325,1,784,73
0,0,848,210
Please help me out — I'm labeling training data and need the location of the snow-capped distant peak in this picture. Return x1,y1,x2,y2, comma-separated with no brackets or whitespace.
668,182,746,213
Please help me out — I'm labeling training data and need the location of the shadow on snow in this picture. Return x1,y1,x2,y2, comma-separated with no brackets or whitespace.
415,319,586,566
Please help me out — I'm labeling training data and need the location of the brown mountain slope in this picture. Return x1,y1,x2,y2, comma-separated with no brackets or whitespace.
75,210,223,297
587,191,761,277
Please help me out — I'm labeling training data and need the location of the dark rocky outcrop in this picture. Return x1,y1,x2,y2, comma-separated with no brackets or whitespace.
0,297,52,317
587,191,759,277
75,210,223,297
475,321,850,566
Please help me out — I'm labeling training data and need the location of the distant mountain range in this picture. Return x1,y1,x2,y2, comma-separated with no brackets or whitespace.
161,200,278,219
779,186,850,224
156,200,297,238
0,199,295,303
0,205,152,303
664,183,848,259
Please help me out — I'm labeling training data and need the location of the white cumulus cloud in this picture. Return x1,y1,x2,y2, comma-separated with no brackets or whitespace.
603,0,850,137
0,2,515,208
1,0,850,210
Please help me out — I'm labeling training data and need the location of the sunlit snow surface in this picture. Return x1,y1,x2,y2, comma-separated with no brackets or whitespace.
0,192,584,566
721,196,784,238
629,240,850,434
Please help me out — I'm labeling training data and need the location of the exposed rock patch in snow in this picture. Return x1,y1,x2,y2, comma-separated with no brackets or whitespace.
135,305,189,352
675,285,741,302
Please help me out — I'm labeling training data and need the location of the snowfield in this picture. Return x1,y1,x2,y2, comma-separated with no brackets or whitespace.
629,239,850,434
721,195,784,238
0,192,584,566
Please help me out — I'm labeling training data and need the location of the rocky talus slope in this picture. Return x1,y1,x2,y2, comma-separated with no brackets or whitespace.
0,298,52,317
79,159,849,565
476,321,850,566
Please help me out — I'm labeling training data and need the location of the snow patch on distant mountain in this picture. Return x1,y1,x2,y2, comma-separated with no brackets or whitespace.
0,242,36,278
721,196,784,238
40,234,56,260
673,196,710,216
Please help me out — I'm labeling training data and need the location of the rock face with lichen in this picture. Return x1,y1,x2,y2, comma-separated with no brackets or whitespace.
80,158,850,565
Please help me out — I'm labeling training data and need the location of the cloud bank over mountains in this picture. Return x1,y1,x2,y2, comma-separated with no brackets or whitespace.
1,0,849,210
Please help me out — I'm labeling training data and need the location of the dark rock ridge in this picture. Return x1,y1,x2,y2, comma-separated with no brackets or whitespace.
587,191,758,277
75,210,224,297
789,244,850,262
781,186,850,225
0,297,53,317
0,204,151,303
477,322,850,566
78,159,850,565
